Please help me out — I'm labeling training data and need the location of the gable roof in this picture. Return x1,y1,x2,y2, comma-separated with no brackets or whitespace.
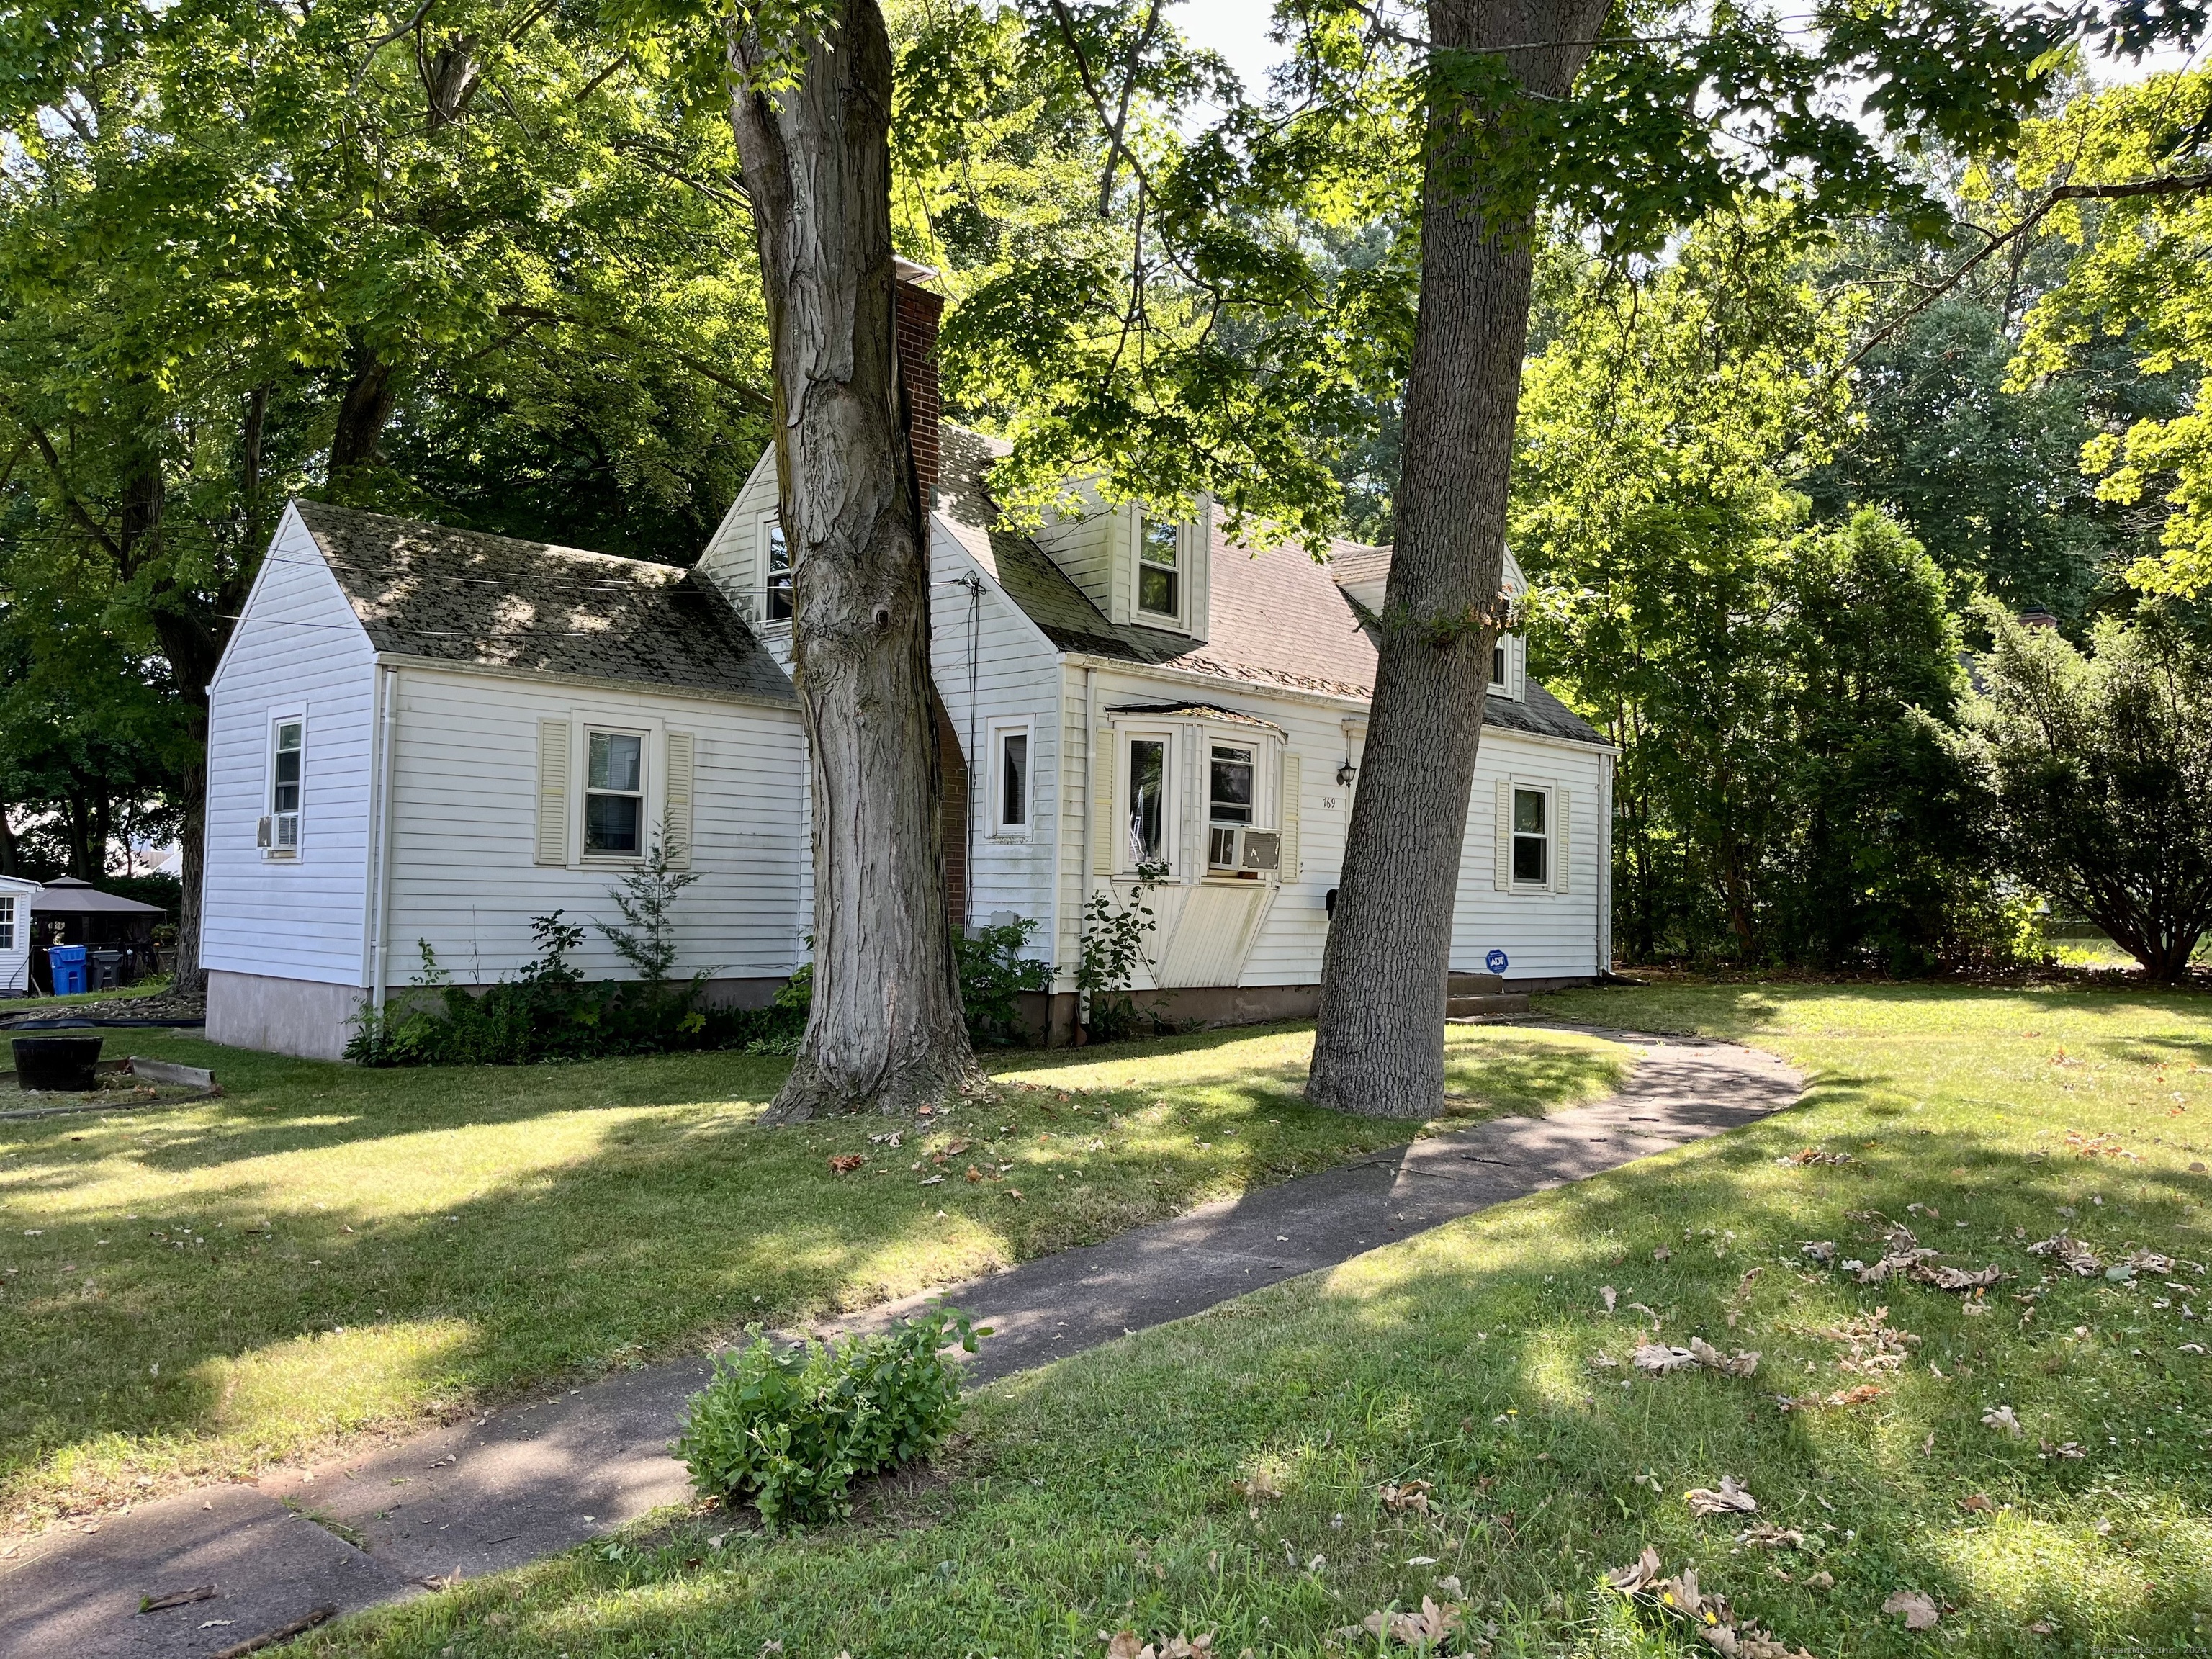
935,427,1604,745
292,500,795,706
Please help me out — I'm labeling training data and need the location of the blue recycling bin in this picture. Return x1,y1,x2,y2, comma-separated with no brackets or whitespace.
47,944,87,997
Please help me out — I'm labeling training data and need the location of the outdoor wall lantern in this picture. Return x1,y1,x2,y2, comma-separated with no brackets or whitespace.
1336,759,1357,787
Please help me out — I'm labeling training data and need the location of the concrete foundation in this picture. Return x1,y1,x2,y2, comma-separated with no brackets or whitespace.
207,971,791,1062
206,969,365,1061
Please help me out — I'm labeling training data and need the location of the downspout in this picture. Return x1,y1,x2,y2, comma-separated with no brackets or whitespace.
369,664,400,1012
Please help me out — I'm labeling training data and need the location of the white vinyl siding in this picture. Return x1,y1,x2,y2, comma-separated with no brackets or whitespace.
380,668,806,985
202,504,379,986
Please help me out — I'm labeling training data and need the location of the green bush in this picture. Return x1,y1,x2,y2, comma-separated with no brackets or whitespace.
954,916,1051,1043
674,1307,984,1528
346,914,804,1066
761,920,1051,1050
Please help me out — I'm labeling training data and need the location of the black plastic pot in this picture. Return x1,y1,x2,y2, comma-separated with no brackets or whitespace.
12,1035,104,1092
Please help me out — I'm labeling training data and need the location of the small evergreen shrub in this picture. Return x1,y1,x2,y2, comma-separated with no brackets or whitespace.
674,1307,984,1527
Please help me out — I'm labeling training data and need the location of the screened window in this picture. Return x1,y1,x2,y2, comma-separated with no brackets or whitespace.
1138,518,1179,619
765,520,793,621
1493,642,1506,690
998,729,1029,830
0,896,12,950
1207,742,1255,868
1511,787,1548,884
1127,737,1166,864
270,719,303,852
585,731,645,855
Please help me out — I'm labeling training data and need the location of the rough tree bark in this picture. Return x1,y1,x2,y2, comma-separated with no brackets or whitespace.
1308,0,1609,1118
727,0,979,1118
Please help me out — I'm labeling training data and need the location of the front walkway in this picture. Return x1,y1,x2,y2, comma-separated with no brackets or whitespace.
1,1029,1800,1659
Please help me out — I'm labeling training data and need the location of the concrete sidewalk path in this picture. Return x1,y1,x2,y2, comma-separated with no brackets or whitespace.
2,1029,1799,1659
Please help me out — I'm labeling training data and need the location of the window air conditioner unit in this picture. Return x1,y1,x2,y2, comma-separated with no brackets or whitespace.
1235,829,1281,872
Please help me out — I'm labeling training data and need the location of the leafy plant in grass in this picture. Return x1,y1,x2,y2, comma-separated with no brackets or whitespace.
675,1308,984,1528
1076,860,1169,1040
956,916,1051,1045
346,910,802,1065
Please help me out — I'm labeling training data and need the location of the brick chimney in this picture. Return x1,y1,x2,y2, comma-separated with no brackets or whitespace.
893,258,943,509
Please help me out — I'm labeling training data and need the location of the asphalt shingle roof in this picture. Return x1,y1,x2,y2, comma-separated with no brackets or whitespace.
292,500,795,706
935,428,1604,747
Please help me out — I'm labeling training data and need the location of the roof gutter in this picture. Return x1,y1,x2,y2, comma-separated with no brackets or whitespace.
368,651,801,714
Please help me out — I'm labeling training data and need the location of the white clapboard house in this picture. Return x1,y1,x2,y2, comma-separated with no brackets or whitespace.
202,273,1613,1058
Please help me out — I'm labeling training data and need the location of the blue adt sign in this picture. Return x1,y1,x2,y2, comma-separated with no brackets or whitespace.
1485,948,1509,974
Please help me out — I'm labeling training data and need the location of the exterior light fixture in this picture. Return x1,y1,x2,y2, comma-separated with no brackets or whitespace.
1336,760,1357,787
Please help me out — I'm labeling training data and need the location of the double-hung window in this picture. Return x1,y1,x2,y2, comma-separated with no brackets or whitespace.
1138,518,1180,620
269,718,303,854
1207,743,1256,870
996,724,1030,833
1492,641,1508,691
764,520,794,622
1126,737,1167,866
0,896,13,950
585,730,646,856
1511,786,1549,885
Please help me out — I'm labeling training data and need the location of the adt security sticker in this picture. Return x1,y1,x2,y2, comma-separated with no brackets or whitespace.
1485,948,1509,974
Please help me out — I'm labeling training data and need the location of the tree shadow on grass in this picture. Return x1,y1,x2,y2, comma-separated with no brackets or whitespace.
0,1025,1627,1522
315,1105,2211,1659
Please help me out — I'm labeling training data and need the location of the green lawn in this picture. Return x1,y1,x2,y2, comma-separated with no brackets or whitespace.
0,1020,1628,1533
292,983,2211,1659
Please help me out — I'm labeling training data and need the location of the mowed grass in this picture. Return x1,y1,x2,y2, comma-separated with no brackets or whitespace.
0,1020,1627,1532
295,984,2211,1659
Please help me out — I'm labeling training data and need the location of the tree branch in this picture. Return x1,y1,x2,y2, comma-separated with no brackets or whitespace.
11,415,125,561
1841,167,2212,374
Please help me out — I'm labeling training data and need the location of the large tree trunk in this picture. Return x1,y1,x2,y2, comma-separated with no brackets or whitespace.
331,343,400,476
727,0,978,1118
1308,0,1607,1117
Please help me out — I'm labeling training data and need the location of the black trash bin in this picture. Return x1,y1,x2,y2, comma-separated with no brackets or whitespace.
12,1035,104,1092
86,948,125,991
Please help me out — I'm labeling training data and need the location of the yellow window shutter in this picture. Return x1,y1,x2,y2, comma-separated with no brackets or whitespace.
1091,728,1116,876
1494,778,1511,891
1553,786,1570,893
1280,751,1300,881
664,731,696,868
536,720,570,866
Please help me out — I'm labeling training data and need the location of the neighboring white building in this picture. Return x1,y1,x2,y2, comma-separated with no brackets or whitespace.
0,875,39,997
203,273,1613,1060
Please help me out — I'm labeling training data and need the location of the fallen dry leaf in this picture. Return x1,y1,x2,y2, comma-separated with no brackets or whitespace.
1960,1493,1995,1513
1982,1404,2024,1437
2027,1232,2103,1277
1635,1342,1701,1374
1609,1546,1663,1592
1379,1479,1433,1514
1883,1589,1940,1630
1228,1471,1281,1501
1601,1285,1619,1312
1653,1246,1673,1262
1689,1336,1761,1377
1777,1382,1888,1412
1780,1148,1856,1166
827,1155,865,1176
1686,1476,1758,1516
1800,1241,1837,1264
1802,1571,1834,1591
1738,1523,1804,1549
1358,1597,1463,1648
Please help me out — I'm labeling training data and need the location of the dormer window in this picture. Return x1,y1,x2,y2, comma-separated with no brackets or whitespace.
1138,518,1180,620
765,519,793,622
1493,643,1506,688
